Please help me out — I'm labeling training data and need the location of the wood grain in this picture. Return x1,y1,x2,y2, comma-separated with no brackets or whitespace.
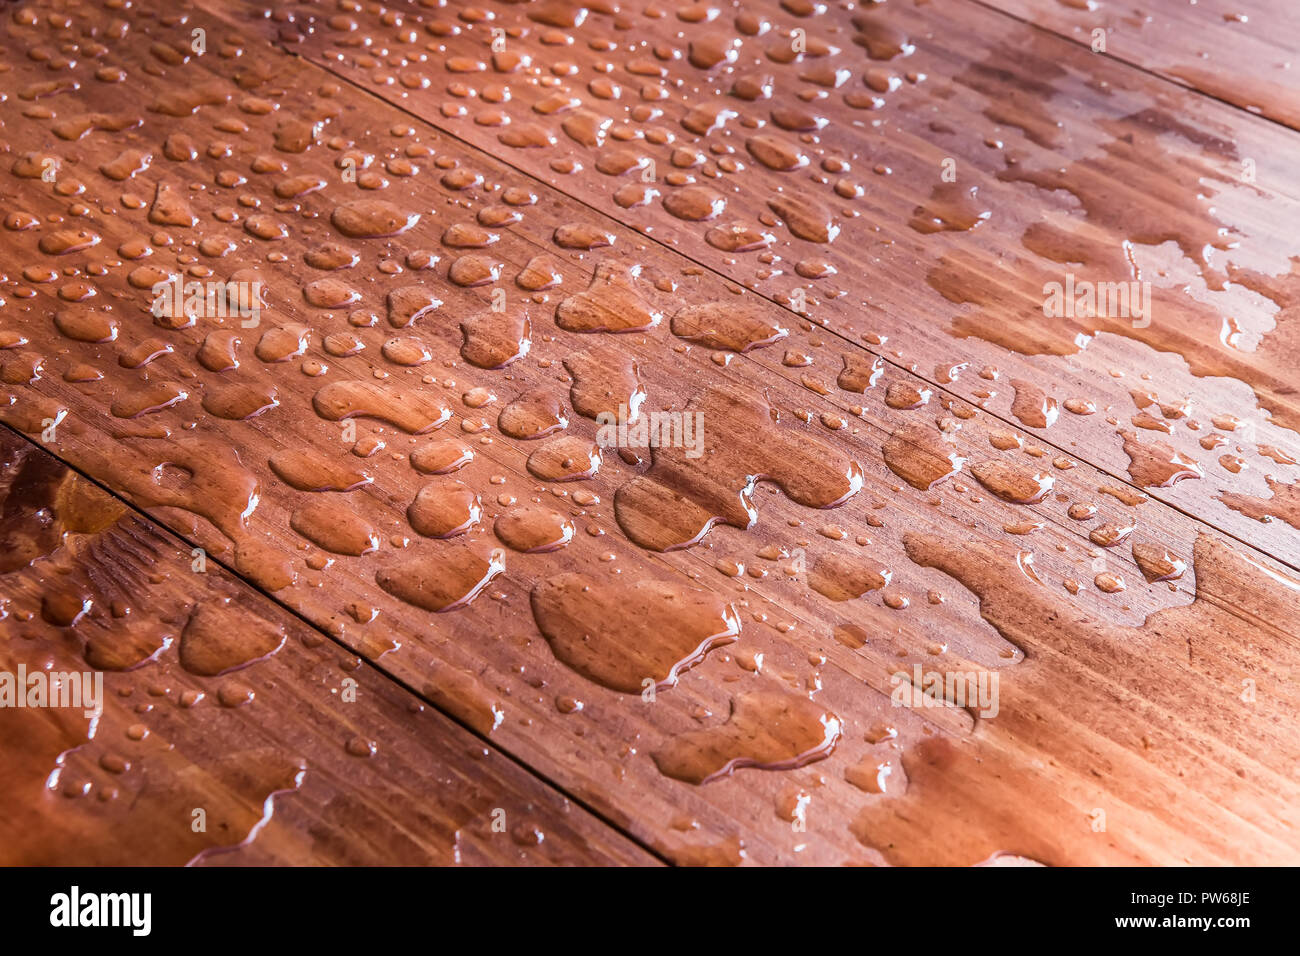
234,0,1300,569
974,0,1300,131
0,429,654,865
1,0,1298,866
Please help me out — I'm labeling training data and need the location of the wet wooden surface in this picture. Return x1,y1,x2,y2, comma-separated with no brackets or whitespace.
0,431,656,865
1,0,1298,866
976,0,1300,131
0,434,650,868
239,0,1300,570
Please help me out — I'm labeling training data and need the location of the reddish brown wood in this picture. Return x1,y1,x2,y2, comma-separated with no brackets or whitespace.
975,0,1300,131
235,0,1300,569
1,0,1298,866
0,430,655,865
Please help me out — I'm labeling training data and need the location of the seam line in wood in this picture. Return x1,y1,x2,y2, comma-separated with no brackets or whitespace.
261,38,1300,579
0,419,675,867
963,0,1300,140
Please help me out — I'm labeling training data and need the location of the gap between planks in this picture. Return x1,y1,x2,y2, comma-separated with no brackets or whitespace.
0,421,674,866
231,0,1300,572
259,32,1300,579
5,1,1298,862
966,0,1300,134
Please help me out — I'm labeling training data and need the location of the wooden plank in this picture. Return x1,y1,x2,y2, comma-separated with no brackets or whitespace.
0,429,656,865
238,0,1300,569
972,0,1300,132
1,0,1298,865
